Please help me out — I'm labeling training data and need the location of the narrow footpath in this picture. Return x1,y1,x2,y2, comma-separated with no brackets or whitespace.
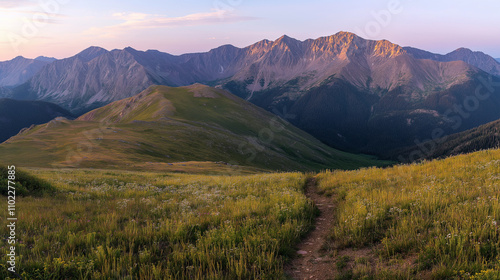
285,177,337,280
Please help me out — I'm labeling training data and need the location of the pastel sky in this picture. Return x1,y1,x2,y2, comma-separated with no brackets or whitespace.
0,0,499,61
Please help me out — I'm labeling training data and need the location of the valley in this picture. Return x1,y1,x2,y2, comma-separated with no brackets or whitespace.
2,32,500,155
0,99,73,143
1,22,500,279
395,118,500,162
0,84,385,171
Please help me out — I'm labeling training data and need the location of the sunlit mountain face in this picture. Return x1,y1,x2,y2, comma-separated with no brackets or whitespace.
2,32,500,155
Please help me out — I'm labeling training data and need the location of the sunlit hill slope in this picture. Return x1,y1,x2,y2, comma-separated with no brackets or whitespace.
0,84,385,171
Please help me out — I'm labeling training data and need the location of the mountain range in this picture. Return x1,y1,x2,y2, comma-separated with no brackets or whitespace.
0,84,384,171
403,47,500,76
1,31,500,156
0,56,56,87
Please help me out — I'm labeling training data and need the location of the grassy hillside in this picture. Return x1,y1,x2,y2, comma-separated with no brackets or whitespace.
317,148,500,279
0,84,387,172
0,169,315,279
1,148,499,279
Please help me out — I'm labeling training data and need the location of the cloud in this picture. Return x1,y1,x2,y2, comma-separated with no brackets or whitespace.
85,10,259,38
0,0,36,9
112,12,150,21
33,17,61,24
0,1,67,22
4,9,68,17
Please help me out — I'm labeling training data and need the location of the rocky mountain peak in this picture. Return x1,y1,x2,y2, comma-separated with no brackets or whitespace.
275,34,296,43
371,39,407,58
12,56,27,61
34,56,57,63
332,31,360,41
246,39,273,55
124,46,139,53
272,35,302,52
452,47,473,54
76,46,108,62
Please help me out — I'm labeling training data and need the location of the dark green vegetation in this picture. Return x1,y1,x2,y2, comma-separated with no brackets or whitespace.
0,98,73,143
396,119,500,162
0,170,315,279
318,149,500,279
2,149,500,279
0,165,55,196
0,84,385,171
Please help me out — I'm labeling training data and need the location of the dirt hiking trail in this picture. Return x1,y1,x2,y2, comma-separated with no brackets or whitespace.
285,177,338,279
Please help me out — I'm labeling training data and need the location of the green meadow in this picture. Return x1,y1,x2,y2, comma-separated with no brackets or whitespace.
1,148,500,279
318,149,500,279
0,169,315,279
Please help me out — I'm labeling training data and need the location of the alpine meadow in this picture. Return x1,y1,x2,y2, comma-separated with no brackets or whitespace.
1,1,500,279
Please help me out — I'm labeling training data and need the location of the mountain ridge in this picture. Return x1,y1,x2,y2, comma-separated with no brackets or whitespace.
0,84,385,170
4,32,500,155
7,32,496,112
404,46,500,76
0,56,54,87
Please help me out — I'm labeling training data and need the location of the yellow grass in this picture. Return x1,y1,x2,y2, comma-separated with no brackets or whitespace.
318,149,500,279
0,170,315,279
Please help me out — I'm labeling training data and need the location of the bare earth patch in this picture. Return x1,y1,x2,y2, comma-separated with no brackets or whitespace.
285,177,422,279
286,177,396,280
285,177,338,279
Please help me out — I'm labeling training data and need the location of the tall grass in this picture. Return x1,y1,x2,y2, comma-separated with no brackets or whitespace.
317,149,500,279
0,170,315,279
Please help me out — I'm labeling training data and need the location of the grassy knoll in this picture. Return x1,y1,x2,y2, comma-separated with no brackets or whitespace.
0,85,387,172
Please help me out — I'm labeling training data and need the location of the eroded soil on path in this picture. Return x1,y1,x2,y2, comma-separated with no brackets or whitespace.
285,177,338,279
285,177,421,280
285,177,383,280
